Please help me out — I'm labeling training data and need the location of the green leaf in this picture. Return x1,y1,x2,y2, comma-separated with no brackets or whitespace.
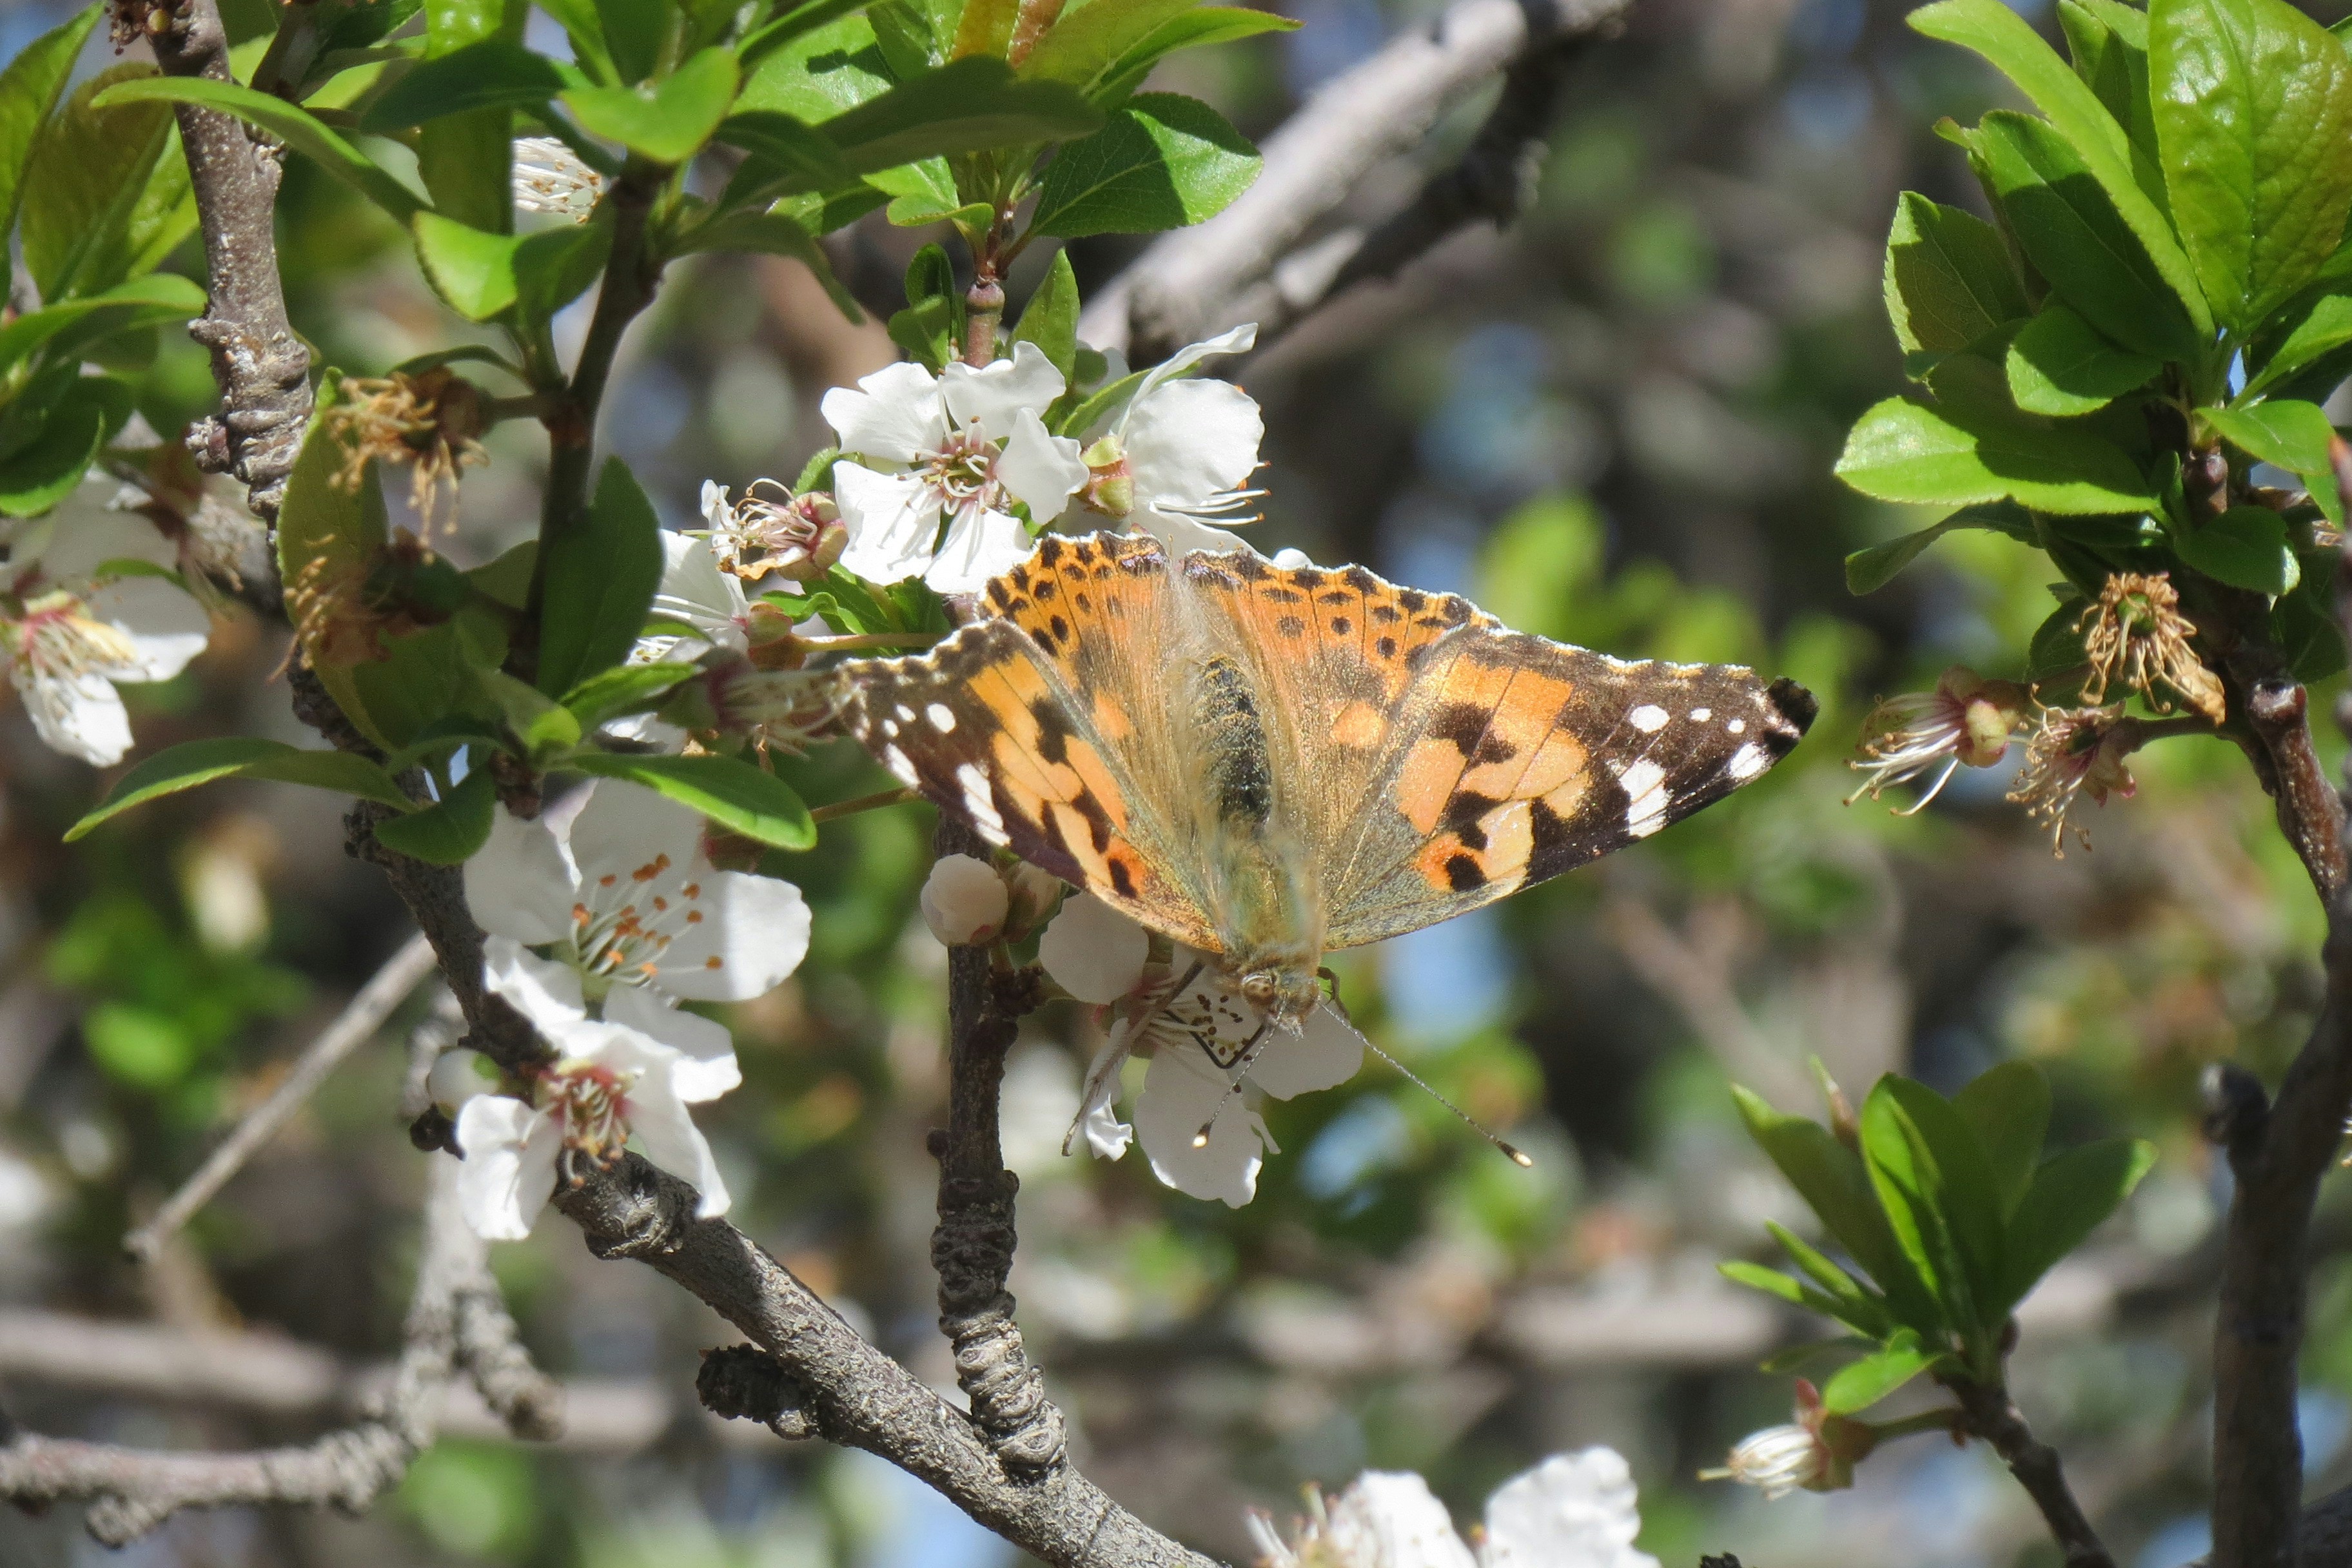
565,752,817,848
953,0,1020,63
360,38,573,131
413,210,524,319
738,14,894,124
1032,92,1260,239
1998,1137,2157,1315
1010,248,1080,379
1883,192,2028,359
1730,1084,1927,1323
0,3,103,300
2204,400,2335,473
714,108,856,194
416,108,515,234
475,665,582,757
1910,0,2214,339
562,662,696,732
19,64,182,302
1092,7,1301,105
373,765,498,863
1861,1077,2008,1344
0,273,208,376
821,55,1104,170
2149,0,2352,329
741,0,879,69
2277,570,2348,680
2179,504,2298,593
92,74,426,222
890,242,961,371
676,210,862,320
1834,394,2155,515
867,155,989,228
536,0,619,83
563,45,740,162
0,377,128,516
2057,0,2166,210
1719,1259,1847,1319
1021,0,1203,92
1844,503,2034,594
537,456,664,696
66,737,418,841
2246,289,2352,397
596,0,669,83
512,219,612,322
1973,111,2202,364
1950,1061,2051,1220
2006,303,2163,416
1819,1329,1941,1416
2029,595,2092,677
1766,1220,1894,1337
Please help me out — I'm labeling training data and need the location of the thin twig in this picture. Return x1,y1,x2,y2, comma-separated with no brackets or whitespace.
1942,1375,2112,1568
125,933,438,1261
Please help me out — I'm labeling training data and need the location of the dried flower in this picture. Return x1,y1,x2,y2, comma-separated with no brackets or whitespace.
325,368,489,534
1846,666,2028,814
712,665,845,756
512,136,604,220
698,479,847,583
2007,705,2139,857
1700,1380,1873,1500
284,530,453,669
2077,572,2223,721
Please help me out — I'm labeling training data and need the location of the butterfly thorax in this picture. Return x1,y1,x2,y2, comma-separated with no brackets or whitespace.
1188,651,1326,1028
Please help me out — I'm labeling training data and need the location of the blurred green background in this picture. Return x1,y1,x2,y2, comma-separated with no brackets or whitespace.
3,1,2348,1565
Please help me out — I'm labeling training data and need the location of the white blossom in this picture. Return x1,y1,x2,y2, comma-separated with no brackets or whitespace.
451,781,810,1237
513,135,603,220
821,343,1089,593
1248,1449,1658,1568
602,533,750,748
1,511,210,766
1037,893,1364,1206
920,854,1010,946
1083,322,1266,556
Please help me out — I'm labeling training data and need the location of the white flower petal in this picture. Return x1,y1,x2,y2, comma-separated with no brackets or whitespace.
1117,323,1258,435
1132,509,1252,558
453,1095,563,1241
1478,1450,1658,1568
35,510,180,582
834,463,942,585
466,808,578,945
940,341,1066,435
482,935,591,1036
83,576,211,681
1124,377,1262,507
1135,1044,1264,1206
1070,1028,1135,1159
925,509,1032,595
1328,1473,1478,1568
651,533,747,650
603,982,741,1101
565,779,705,894
1244,1001,1364,1101
427,1048,497,1112
996,410,1088,523
618,1050,731,1218
652,869,810,1002
822,360,946,463
1038,893,1149,1003
17,667,133,766
921,854,1010,946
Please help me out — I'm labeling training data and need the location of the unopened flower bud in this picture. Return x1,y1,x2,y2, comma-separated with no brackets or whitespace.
1003,861,1066,940
1700,1379,1871,1500
1079,434,1134,519
427,1049,498,1113
921,854,1010,946
744,602,807,670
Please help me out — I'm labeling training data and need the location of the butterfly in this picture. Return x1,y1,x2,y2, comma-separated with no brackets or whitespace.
843,531,1816,1028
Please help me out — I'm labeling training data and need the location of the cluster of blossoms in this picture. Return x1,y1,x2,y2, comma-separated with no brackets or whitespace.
430,781,808,1239
1248,1448,1658,1568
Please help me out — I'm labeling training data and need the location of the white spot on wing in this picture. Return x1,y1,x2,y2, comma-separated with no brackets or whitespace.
1618,758,1670,838
1690,707,1711,722
894,705,916,722
1727,743,1769,781
880,719,898,738
1727,718,1746,734
926,703,956,732
956,762,1006,843
1629,704,1669,734
881,745,919,787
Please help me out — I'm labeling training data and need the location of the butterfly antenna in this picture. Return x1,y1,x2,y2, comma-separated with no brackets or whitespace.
1361,1037,1535,1168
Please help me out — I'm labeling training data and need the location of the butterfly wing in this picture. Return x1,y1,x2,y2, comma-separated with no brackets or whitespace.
1321,625,1815,947
841,533,1222,950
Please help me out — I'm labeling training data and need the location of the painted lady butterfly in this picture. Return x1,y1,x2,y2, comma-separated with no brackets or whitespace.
845,532,1816,1026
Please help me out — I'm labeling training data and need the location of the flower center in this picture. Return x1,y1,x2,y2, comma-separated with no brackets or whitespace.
918,428,1006,517
6,591,141,679
544,1059,638,1166
569,852,719,992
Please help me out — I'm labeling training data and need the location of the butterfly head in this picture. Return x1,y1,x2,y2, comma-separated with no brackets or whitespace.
1238,966,1321,1033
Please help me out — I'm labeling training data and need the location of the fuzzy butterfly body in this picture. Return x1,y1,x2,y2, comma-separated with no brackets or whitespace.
844,532,1816,1024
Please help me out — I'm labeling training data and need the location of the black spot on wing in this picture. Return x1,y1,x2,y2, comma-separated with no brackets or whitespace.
1444,854,1485,892
1429,701,1490,756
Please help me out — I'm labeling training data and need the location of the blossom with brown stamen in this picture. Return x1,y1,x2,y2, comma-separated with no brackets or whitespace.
325,368,489,534
2077,571,2224,721
283,531,448,669
1847,666,2028,814
698,479,847,582
2007,705,2140,857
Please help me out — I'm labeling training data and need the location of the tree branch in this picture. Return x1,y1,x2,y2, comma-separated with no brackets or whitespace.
149,0,314,527
929,818,1064,1472
124,933,439,1260
554,1155,1221,1568
0,1157,557,1545
1941,1375,2112,1568
1081,0,1632,362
